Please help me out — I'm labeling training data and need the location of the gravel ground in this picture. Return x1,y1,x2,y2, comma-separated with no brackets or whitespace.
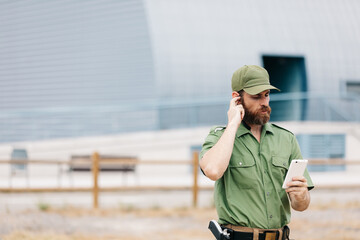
0,188,359,240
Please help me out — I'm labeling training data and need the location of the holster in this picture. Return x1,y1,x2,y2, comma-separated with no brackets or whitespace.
282,225,290,240
208,220,232,240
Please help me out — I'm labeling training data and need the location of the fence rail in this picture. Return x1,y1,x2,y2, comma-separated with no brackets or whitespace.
1,153,360,208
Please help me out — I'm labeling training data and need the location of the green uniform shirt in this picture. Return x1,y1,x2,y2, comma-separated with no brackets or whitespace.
200,122,314,229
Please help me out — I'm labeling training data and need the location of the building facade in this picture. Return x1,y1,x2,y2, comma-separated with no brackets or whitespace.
0,0,360,142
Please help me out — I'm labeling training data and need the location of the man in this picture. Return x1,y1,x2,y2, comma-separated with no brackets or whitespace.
200,65,314,240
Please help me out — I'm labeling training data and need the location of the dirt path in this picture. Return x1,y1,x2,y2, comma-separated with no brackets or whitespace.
1,190,360,240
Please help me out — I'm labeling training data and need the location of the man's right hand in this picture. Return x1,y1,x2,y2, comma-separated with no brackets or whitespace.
227,97,245,128
200,96,243,181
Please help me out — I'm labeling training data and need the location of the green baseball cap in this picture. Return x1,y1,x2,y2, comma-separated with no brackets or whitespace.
231,65,280,95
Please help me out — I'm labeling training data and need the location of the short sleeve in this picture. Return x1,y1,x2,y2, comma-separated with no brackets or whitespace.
199,126,225,161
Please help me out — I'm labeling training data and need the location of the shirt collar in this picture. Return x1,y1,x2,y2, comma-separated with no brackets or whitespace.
236,122,251,137
263,122,274,134
236,122,274,138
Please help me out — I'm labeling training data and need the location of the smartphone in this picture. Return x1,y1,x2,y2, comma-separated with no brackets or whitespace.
282,159,308,189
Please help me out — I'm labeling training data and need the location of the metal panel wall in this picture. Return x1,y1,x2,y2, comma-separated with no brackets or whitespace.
0,0,156,142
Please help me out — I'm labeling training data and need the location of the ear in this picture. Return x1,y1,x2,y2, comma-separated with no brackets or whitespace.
232,91,240,99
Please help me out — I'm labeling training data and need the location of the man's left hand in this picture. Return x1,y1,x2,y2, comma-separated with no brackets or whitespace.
286,176,310,211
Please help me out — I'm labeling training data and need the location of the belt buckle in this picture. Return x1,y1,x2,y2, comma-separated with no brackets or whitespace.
264,230,279,240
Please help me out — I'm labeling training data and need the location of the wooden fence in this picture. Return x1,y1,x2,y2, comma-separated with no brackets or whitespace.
0,153,360,208
0,152,202,208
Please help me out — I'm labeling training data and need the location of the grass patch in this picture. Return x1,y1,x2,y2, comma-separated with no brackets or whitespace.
37,202,51,212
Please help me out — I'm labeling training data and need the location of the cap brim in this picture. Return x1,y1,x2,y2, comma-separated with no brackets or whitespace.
243,85,280,95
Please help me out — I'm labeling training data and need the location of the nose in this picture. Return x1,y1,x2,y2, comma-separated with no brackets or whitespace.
260,96,269,106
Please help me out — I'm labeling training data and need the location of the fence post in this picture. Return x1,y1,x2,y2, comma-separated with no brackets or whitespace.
192,151,199,208
92,152,100,209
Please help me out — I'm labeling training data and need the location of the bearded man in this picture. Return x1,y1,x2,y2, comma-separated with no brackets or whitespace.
199,65,314,240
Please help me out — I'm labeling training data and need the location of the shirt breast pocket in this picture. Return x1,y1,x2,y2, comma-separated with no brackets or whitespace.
228,158,257,189
271,156,289,187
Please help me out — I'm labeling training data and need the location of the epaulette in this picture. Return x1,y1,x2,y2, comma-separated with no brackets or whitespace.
210,125,226,134
271,123,294,135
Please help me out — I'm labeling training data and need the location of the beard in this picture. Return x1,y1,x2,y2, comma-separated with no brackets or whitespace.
241,99,271,126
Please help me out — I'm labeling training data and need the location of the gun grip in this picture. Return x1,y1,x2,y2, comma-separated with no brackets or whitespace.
208,220,222,240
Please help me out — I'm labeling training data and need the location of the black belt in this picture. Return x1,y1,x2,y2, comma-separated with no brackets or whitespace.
231,230,279,240
221,225,290,240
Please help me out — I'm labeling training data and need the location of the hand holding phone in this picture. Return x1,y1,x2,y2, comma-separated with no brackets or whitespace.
282,159,308,189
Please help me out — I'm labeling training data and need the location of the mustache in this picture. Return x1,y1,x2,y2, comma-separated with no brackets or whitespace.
259,105,271,113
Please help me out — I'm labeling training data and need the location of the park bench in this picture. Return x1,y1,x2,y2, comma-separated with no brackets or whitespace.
69,154,137,172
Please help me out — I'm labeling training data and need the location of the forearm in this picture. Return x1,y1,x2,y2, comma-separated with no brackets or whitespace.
200,123,238,181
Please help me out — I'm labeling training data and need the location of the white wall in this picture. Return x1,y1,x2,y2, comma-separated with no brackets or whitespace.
145,0,360,98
